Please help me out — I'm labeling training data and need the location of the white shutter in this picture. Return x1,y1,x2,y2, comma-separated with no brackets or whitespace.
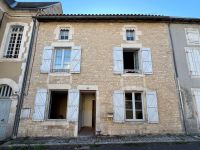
113,90,125,123
32,89,47,121
67,89,80,122
70,46,81,73
142,48,153,74
185,48,200,76
185,28,200,45
113,47,123,74
193,89,200,126
146,91,159,123
40,46,53,73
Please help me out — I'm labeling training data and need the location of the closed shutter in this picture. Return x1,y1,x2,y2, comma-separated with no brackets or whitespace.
193,89,200,126
70,46,81,73
113,47,123,74
40,46,53,73
67,89,80,122
146,91,159,123
113,90,125,123
32,89,47,121
185,28,200,45
185,48,200,76
141,48,153,74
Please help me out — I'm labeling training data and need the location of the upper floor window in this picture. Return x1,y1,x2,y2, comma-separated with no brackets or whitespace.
0,85,12,98
126,29,135,41
59,29,69,40
185,28,200,45
52,48,71,73
5,25,24,58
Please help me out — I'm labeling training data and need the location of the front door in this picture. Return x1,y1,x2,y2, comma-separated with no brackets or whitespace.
0,99,11,140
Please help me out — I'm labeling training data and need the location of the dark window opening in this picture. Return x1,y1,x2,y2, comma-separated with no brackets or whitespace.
49,91,68,119
126,29,135,41
59,29,69,40
123,50,139,73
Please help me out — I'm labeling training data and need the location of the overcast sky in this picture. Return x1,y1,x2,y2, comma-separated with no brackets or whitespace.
17,0,200,18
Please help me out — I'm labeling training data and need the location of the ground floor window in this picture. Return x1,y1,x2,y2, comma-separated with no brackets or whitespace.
125,92,143,120
48,90,68,119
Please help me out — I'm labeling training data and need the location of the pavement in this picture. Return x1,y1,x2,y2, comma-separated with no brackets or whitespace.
1,134,200,150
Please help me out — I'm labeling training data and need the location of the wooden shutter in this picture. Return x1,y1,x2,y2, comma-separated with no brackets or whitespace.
70,46,81,73
141,48,153,74
185,48,200,76
113,90,125,123
40,46,53,73
67,89,80,122
32,89,47,121
193,89,200,126
186,28,200,45
113,47,123,74
146,91,159,123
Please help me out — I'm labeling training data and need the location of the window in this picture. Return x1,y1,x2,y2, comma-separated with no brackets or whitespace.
5,25,24,58
125,92,143,120
52,48,71,72
123,49,140,73
126,29,135,41
59,29,69,40
0,85,12,98
185,48,200,76
185,28,200,45
48,91,68,119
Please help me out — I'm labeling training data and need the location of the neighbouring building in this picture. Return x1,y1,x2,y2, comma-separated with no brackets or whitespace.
18,14,184,137
0,0,62,140
169,20,200,133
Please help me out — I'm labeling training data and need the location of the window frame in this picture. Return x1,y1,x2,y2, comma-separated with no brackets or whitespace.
126,29,135,41
125,91,144,122
0,84,13,98
185,28,200,45
123,48,141,74
51,47,71,73
59,28,69,41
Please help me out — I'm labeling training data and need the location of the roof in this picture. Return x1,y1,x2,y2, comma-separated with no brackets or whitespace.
35,14,200,24
4,0,60,10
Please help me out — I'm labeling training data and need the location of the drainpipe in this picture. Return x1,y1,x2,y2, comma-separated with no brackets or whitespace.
0,12,5,28
12,18,37,138
168,23,187,134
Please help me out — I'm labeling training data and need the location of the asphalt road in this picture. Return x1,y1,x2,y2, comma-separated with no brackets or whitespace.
3,142,200,150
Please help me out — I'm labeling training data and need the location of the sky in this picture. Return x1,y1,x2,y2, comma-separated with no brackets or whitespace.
17,0,200,18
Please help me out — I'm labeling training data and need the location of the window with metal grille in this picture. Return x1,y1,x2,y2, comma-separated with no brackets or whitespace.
59,29,69,40
5,25,24,58
185,48,200,76
0,85,12,98
126,29,135,41
51,48,71,72
125,92,143,120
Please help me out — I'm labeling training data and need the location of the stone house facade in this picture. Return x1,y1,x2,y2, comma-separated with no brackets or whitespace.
18,15,184,137
0,0,62,140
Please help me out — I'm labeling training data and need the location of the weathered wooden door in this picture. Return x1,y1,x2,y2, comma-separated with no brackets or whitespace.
0,99,11,140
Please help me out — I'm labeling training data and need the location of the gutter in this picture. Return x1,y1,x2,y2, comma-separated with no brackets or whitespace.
168,23,187,134
12,18,37,138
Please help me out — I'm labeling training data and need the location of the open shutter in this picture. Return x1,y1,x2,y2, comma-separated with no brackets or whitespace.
70,46,81,73
193,90,200,125
113,47,123,74
32,89,47,121
40,46,52,73
113,90,125,123
67,89,80,122
146,91,159,123
186,28,200,45
142,48,153,74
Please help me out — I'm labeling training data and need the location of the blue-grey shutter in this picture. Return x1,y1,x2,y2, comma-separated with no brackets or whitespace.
32,89,47,121
113,90,125,123
40,46,53,73
146,91,159,123
67,89,80,122
113,47,123,74
142,48,153,74
70,46,81,73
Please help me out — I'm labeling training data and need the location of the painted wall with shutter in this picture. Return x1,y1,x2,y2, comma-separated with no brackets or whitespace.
40,46,53,73
193,89,200,128
142,48,153,75
32,89,47,121
70,46,81,73
113,47,123,74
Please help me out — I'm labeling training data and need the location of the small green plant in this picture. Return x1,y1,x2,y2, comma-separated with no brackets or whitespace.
33,145,42,150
